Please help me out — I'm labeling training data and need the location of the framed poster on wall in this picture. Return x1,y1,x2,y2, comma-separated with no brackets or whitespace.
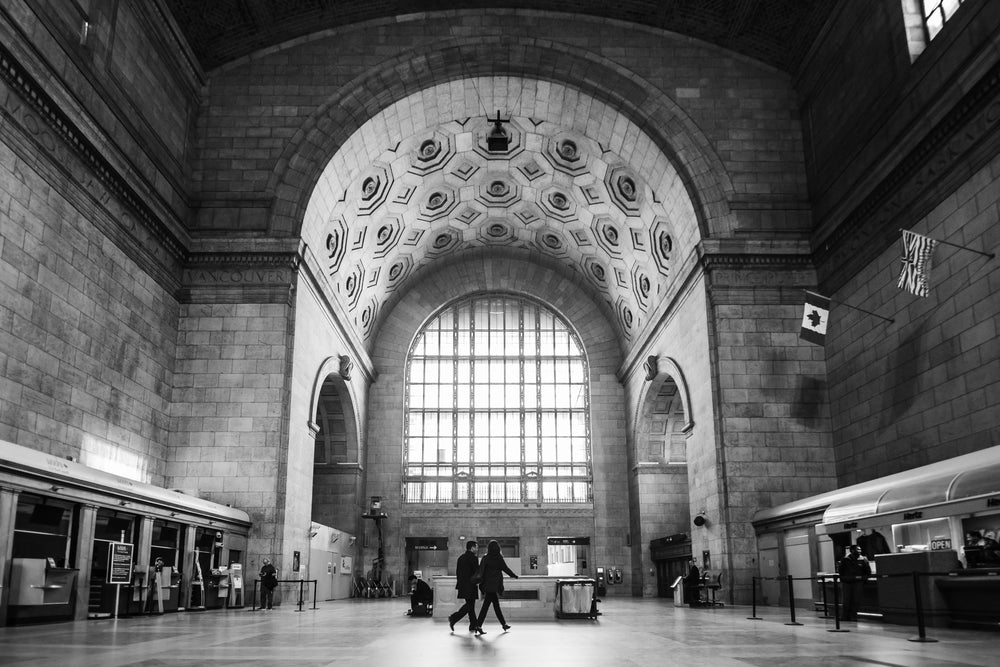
341,556,353,574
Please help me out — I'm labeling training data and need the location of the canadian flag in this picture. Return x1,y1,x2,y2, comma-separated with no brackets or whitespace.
800,291,830,346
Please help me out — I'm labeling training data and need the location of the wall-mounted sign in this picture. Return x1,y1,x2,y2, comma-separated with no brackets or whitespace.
405,537,448,551
930,538,953,551
903,511,923,521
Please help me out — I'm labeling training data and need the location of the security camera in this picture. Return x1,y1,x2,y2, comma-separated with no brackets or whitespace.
215,531,223,539
693,514,707,527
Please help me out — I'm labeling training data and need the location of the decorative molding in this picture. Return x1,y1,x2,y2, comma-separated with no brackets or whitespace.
700,252,815,291
0,40,187,270
184,252,301,270
699,253,813,269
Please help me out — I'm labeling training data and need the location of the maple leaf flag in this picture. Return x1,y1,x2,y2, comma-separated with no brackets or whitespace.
800,291,830,346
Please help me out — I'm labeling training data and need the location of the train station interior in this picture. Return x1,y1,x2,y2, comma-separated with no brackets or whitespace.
1,0,998,663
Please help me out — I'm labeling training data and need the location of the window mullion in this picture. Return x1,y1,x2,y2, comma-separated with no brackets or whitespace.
404,294,590,505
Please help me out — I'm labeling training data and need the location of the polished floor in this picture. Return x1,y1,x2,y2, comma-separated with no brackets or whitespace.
0,597,995,666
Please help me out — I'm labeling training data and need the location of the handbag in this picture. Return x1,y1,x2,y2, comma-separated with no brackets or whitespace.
470,563,483,585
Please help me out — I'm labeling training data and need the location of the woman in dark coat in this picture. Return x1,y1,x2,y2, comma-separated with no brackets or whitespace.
474,540,519,634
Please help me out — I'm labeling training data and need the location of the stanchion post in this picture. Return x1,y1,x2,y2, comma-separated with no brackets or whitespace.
295,580,305,612
784,575,802,626
747,576,763,620
312,579,318,610
828,574,848,633
251,579,258,611
819,574,830,618
907,571,938,643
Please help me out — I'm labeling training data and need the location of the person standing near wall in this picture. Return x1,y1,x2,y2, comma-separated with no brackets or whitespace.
474,540,518,634
684,559,701,606
838,545,871,622
449,540,480,632
259,558,278,610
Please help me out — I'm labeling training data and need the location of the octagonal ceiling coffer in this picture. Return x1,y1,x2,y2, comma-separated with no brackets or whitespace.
544,134,589,176
357,163,393,215
605,165,641,216
409,132,455,176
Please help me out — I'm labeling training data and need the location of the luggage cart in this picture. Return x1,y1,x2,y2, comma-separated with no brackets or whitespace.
555,578,600,619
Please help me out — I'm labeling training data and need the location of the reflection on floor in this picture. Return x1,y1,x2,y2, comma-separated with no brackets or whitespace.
0,597,996,666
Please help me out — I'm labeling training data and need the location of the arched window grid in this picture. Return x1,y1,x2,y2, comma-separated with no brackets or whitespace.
403,293,593,504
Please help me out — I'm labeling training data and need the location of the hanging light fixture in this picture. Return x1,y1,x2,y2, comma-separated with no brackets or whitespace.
487,109,510,152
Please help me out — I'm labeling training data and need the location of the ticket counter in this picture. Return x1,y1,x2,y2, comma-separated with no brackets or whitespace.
6,558,78,624
753,445,1000,626
935,568,1000,627
0,440,251,625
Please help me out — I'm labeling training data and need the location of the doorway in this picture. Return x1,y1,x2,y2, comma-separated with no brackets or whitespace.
546,536,589,576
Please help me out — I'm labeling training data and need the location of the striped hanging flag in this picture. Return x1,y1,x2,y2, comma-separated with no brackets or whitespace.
897,230,938,297
800,291,830,346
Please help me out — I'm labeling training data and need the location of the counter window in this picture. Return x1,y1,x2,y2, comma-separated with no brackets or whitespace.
961,517,1000,568
891,518,950,553
150,520,183,569
12,494,73,567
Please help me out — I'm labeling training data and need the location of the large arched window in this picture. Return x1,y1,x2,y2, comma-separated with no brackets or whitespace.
404,294,591,504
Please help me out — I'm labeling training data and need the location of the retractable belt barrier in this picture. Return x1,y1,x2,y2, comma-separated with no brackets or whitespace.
746,570,979,643
249,579,319,612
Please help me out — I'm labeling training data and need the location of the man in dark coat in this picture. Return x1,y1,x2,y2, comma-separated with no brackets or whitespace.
408,574,433,615
448,540,480,632
259,558,278,610
838,545,871,621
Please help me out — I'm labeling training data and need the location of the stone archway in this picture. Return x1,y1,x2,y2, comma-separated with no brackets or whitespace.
308,357,364,535
629,355,695,596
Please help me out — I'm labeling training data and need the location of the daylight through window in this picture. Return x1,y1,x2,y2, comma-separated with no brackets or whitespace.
403,294,592,504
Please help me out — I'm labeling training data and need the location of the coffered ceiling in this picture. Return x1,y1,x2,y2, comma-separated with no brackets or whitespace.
301,82,701,346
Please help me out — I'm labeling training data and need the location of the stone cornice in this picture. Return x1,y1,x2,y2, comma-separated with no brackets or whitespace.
699,253,814,270
179,249,301,305
696,239,816,291
184,251,302,270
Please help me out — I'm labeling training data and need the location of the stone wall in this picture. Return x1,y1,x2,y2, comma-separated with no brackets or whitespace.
0,52,179,483
826,152,1000,484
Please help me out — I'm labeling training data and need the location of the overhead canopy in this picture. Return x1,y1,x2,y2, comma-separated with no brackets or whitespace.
752,445,1000,533
0,439,251,526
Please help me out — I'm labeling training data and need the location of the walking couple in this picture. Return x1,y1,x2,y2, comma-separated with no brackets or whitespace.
448,539,519,635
